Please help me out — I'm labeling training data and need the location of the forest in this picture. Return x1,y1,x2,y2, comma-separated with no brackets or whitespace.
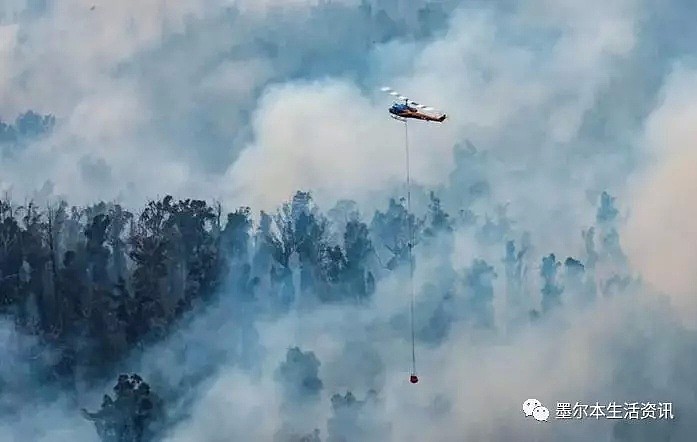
4,0,697,440
0,179,630,441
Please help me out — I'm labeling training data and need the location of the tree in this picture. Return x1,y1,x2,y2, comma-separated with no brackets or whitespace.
582,227,598,270
563,256,595,306
0,199,24,312
107,204,133,284
370,198,423,270
423,191,452,237
464,259,497,328
252,210,276,284
419,294,454,345
82,373,164,442
594,191,626,264
221,207,252,263
0,120,17,144
85,213,112,287
163,198,220,305
596,191,619,224
327,390,389,442
275,347,323,403
15,110,55,138
264,192,331,302
503,239,527,301
540,254,563,312
128,200,170,344
476,204,513,246
0,110,55,149
342,220,375,300
19,202,53,333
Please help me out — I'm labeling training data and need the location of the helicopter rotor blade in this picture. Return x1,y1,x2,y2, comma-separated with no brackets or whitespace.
380,86,443,113
382,87,417,105
381,86,407,100
412,103,436,111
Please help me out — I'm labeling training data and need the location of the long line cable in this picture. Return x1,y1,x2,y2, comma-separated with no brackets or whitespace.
404,120,416,378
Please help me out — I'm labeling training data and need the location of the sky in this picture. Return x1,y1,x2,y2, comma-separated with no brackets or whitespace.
1,0,697,441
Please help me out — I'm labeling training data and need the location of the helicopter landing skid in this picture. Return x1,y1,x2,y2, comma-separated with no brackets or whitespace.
390,115,407,122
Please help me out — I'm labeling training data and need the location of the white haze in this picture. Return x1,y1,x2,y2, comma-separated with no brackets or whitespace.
1,0,697,441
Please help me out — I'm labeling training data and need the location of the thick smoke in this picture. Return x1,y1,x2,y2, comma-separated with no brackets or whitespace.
622,64,697,329
2,0,697,441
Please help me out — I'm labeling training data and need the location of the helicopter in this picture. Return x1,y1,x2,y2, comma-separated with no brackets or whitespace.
379,87,447,386
380,87,447,123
